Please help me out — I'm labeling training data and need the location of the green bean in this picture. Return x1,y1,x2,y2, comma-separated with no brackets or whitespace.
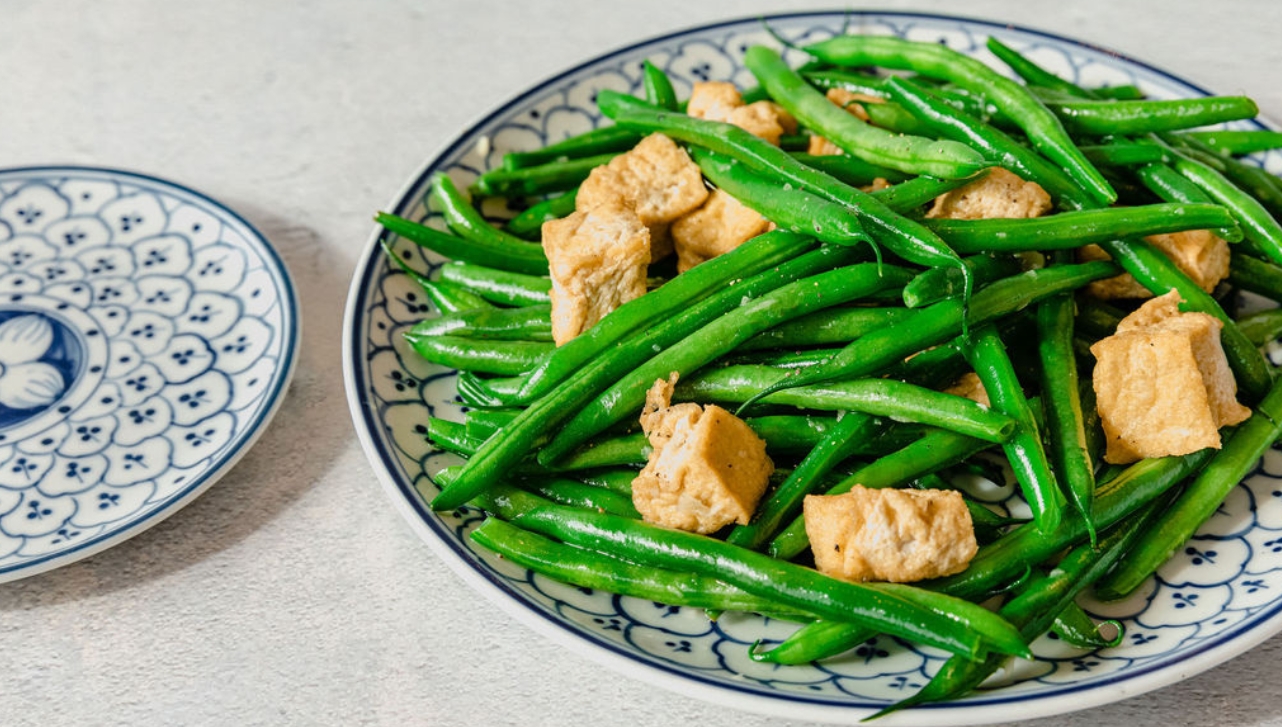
429,172,548,262
860,98,926,134
1096,377,1282,599
573,469,638,497
501,126,640,170
509,502,1030,660
736,307,914,351
1167,148,1282,265
1236,308,1282,345
517,230,816,402
1227,252,1282,302
674,364,1017,443
902,253,1021,309
437,261,551,306
472,152,619,197
984,36,1100,100
1051,602,1124,649
881,497,1163,714
505,189,578,238
923,202,1242,252
405,335,551,376
744,45,986,179
1045,96,1258,135
1036,286,1098,544
1131,160,1241,240
471,517,816,617
379,236,493,314
1093,84,1145,101
966,325,1064,533
550,432,649,470
804,35,1116,205
377,212,549,276
769,427,994,560
726,411,877,552
1079,142,1169,167
520,479,640,518
689,148,870,246
595,90,970,275
869,173,978,213
789,152,909,186
750,620,878,665
455,371,522,408
736,262,1119,412
537,262,916,465
425,417,476,457
1179,144,1282,220
409,304,552,341
431,245,848,511
881,76,1088,208
1184,129,1282,157
642,59,678,110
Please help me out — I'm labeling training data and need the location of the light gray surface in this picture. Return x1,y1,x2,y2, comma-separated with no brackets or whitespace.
4,1,1282,725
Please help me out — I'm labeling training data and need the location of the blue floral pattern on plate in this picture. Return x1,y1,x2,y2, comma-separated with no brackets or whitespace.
0,166,298,581
344,12,1282,724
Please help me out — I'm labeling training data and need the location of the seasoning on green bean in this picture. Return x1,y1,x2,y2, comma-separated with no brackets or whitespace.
803,34,1116,205
536,262,916,465
744,45,987,179
689,147,871,246
1184,129,1282,157
1044,96,1258,136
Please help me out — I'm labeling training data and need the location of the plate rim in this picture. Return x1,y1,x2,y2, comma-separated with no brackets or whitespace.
341,10,1282,724
0,163,302,583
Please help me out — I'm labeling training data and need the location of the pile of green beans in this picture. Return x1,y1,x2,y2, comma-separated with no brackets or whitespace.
376,31,1282,716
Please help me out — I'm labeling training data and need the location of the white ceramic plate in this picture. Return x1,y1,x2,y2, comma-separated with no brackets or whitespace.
343,12,1282,725
0,166,299,582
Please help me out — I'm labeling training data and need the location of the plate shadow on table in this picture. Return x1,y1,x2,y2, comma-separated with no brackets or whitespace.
0,206,350,605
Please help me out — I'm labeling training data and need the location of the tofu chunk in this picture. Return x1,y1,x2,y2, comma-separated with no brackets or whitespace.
670,189,773,272
944,371,991,408
542,199,650,345
576,133,708,262
807,88,883,156
1079,229,1231,299
1090,290,1251,464
631,374,774,534
804,486,977,583
926,167,1052,220
687,81,797,146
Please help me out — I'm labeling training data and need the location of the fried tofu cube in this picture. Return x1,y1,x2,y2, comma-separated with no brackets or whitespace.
631,374,774,534
1090,290,1251,464
1080,229,1231,299
542,199,650,345
804,486,977,583
807,88,883,156
944,371,991,408
926,167,1053,220
576,133,708,262
670,189,773,272
687,81,798,146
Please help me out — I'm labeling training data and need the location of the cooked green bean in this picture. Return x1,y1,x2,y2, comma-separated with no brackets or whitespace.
1046,96,1258,135
409,304,552,341
736,307,914,351
505,189,578,238
1051,602,1124,649
472,152,619,197
804,34,1116,205
405,335,550,376
984,36,1100,100
642,59,678,111
902,253,1022,309
789,152,910,186
377,212,549,276
437,261,551,306
1236,308,1282,345
1184,129,1282,157
744,45,986,179
501,126,640,170
1168,148,1282,265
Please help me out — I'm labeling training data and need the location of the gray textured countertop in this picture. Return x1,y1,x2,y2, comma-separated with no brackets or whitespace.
5,1,1282,725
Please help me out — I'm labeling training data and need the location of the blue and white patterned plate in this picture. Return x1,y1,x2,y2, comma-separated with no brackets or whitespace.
0,166,298,582
343,12,1282,725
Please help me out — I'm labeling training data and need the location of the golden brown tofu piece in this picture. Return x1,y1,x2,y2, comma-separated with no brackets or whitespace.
542,199,650,346
1080,229,1231,299
807,88,883,156
687,81,797,146
944,371,991,408
926,167,1052,220
804,486,977,583
670,189,773,272
631,374,774,534
576,133,707,262
1090,290,1251,464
